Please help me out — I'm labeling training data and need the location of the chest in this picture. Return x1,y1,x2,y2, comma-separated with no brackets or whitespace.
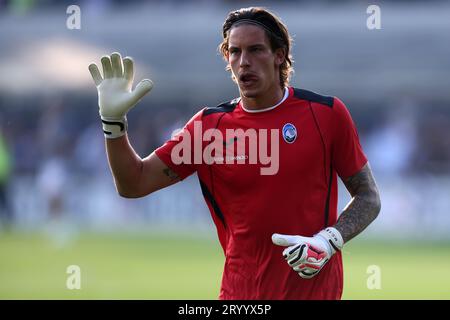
200,109,328,187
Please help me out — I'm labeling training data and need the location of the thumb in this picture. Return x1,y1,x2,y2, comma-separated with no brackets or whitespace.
130,79,153,106
271,233,301,247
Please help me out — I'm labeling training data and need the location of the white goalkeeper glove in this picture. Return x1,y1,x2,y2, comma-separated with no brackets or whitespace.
272,227,344,279
88,52,153,139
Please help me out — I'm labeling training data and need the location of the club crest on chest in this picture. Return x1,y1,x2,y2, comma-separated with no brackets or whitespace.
282,123,297,144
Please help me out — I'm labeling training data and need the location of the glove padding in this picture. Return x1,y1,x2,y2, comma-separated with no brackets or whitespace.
272,227,344,279
88,52,153,138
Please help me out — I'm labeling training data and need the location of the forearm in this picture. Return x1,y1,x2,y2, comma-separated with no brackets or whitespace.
333,164,381,243
90,53,179,197
334,193,380,243
105,135,144,196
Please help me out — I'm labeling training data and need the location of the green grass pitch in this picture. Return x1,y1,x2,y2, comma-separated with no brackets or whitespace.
1,231,449,299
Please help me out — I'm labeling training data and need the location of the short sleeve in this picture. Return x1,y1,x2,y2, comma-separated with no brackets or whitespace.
155,109,205,180
331,97,368,179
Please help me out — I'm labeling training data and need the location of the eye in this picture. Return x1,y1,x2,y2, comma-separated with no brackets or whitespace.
229,48,240,55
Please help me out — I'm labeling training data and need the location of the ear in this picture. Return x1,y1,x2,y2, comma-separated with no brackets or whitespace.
274,47,286,66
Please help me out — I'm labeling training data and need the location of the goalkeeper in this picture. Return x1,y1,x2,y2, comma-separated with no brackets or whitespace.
88,7,381,299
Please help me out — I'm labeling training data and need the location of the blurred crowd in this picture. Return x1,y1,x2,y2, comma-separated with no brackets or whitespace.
0,0,294,13
1,92,450,231
0,0,443,14
0,0,449,239
0,93,197,230
2,92,450,179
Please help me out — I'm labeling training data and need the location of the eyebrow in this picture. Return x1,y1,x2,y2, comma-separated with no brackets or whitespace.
228,43,267,50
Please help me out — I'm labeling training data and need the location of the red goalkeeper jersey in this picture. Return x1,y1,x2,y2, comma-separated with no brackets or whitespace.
155,87,367,300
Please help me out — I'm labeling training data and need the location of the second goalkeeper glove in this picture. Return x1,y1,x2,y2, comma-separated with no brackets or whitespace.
88,52,153,138
271,227,344,279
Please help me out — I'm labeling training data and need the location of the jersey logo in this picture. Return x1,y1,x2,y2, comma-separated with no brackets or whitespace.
282,123,297,143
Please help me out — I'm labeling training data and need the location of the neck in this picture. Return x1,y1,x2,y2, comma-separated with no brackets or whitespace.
240,85,284,110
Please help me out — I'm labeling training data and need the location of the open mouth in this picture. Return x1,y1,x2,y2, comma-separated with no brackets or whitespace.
239,73,258,87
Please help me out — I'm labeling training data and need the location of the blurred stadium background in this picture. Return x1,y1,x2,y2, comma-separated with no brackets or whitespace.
0,0,450,299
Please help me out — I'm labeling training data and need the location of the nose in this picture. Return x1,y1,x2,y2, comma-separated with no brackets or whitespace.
240,50,250,68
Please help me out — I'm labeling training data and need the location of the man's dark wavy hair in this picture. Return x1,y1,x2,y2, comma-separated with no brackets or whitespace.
219,7,294,88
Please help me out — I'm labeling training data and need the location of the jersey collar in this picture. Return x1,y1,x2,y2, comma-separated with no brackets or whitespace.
240,87,290,114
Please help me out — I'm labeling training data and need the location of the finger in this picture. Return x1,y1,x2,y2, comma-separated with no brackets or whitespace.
88,63,103,86
111,52,123,78
129,79,153,106
306,249,327,263
287,244,306,266
298,269,318,279
101,55,113,79
294,263,321,272
282,244,302,258
123,56,134,82
293,265,304,272
272,233,301,247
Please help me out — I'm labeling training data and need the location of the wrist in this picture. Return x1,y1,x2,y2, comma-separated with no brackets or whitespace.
316,227,344,255
101,116,128,139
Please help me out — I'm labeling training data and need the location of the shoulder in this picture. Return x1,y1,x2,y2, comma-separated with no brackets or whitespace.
183,98,239,130
291,87,336,109
202,98,240,117
291,88,355,127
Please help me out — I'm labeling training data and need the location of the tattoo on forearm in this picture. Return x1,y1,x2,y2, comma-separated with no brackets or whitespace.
163,168,179,181
334,163,381,243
